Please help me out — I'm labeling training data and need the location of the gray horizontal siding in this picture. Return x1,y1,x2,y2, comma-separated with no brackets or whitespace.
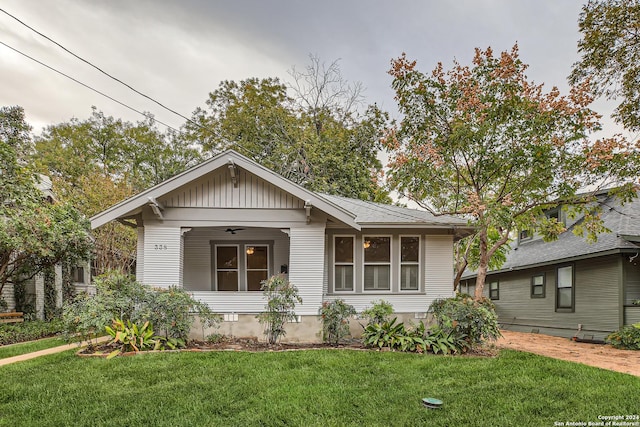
491,255,622,336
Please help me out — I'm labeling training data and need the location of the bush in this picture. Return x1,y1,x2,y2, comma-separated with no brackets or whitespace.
0,319,64,345
63,271,218,346
606,323,640,350
319,299,356,345
429,294,501,349
361,318,468,354
256,275,302,345
360,300,394,325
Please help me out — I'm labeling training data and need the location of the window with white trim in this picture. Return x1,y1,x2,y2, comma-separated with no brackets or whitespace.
216,245,239,291
400,236,420,290
245,245,268,291
334,236,354,291
363,236,391,291
531,274,545,298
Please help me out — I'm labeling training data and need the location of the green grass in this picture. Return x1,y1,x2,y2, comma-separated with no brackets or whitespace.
0,336,67,360
0,349,637,426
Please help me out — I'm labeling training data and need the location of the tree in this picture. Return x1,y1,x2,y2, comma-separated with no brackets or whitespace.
570,0,640,131
386,45,638,300
0,106,93,298
34,108,202,274
185,57,390,202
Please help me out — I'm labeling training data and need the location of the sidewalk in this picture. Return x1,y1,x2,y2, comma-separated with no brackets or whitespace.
0,336,109,367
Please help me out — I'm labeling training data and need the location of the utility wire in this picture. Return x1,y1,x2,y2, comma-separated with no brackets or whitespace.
0,7,202,129
0,40,181,132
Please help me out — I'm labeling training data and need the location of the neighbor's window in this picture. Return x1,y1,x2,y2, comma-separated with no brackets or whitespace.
556,265,574,310
489,281,499,300
216,245,239,291
73,266,85,283
531,274,545,298
364,236,391,291
400,236,420,291
334,236,354,292
246,245,268,292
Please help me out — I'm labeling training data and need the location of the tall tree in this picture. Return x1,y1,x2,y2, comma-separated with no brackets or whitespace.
0,106,92,298
34,108,200,274
386,45,638,300
570,0,640,131
185,57,390,202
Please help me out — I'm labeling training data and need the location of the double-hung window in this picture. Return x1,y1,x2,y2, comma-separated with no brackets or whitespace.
246,245,268,291
334,236,354,292
363,236,391,291
556,265,574,311
489,281,499,300
216,245,239,291
400,236,420,291
531,274,545,298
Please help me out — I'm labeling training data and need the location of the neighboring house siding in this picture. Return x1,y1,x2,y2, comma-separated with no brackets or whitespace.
489,255,621,339
160,168,305,210
624,259,640,325
1,283,15,311
142,226,182,287
289,225,326,315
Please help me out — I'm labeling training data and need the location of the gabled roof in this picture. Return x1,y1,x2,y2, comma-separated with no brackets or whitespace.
90,149,471,233
91,150,359,230
464,191,640,277
322,194,470,231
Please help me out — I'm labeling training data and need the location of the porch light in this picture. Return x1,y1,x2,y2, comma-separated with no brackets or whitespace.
246,247,255,255
363,240,371,249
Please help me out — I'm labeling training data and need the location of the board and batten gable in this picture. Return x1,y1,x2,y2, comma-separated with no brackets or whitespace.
159,166,306,210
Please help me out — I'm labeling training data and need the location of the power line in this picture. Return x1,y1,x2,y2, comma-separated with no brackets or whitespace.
0,40,181,132
0,7,201,129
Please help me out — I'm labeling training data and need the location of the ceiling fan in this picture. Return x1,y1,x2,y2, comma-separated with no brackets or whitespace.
225,228,244,234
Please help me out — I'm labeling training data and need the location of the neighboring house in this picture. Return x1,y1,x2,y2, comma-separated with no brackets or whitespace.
0,175,92,318
461,190,640,342
91,150,472,342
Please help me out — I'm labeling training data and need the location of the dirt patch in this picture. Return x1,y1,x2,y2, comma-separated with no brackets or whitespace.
496,330,640,377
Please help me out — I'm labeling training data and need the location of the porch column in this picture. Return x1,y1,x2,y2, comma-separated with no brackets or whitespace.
142,225,183,288
288,224,326,315
54,265,63,307
35,274,44,320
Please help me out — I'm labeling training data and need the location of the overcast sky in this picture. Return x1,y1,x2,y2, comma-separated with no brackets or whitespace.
0,1,622,137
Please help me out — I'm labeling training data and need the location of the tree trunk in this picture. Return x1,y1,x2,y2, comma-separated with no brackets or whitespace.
474,227,489,300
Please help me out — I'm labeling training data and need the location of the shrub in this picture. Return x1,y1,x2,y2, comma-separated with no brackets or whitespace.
0,319,64,345
0,297,7,312
319,299,356,345
140,286,220,340
63,271,218,346
429,294,501,349
606,323,640,350
360,300,394,325
256,275,302,345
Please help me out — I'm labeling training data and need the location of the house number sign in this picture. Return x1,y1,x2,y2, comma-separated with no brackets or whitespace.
154,244,168,251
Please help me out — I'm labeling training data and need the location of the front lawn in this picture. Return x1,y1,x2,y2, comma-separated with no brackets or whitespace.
0,349,637,426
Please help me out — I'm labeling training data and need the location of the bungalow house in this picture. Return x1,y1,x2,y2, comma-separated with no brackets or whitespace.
461,190,640,342
90,150,472,342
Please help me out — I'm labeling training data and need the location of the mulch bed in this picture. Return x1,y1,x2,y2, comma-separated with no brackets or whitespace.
78,336,497,357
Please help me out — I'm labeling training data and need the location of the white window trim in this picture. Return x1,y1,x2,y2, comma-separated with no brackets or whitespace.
399,235,421,292
362,235,392,293
334,235,356,293
244,244,270,292
214,244,240,291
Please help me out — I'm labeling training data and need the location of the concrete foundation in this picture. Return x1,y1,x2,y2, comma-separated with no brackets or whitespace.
190,312,436,344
